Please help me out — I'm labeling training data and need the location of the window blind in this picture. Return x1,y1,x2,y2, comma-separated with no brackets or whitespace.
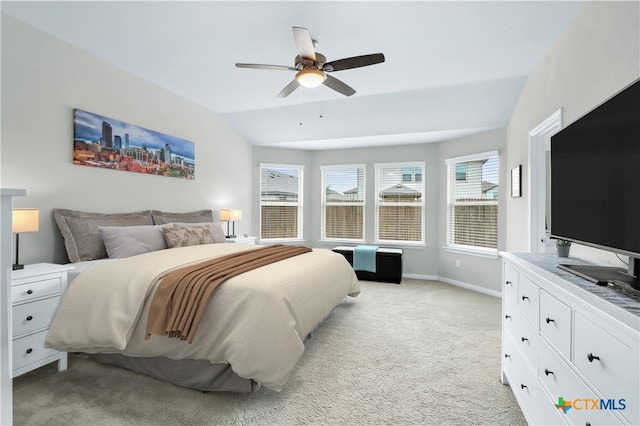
259,164,303,240
446,152,499,251
321,165,365,241
375,162,425,244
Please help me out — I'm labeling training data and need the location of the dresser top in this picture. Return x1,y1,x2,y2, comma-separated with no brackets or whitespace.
503,253,640,320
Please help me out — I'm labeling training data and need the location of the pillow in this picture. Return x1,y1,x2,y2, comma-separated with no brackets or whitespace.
151,210,213,225
98,225,168,259
53,209,153,263
173,221,227,243
163,225,214,248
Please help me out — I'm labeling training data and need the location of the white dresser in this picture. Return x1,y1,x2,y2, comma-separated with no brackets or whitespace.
501,253,639,425
11,263,74,378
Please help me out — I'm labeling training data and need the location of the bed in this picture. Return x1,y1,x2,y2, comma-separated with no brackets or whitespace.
44,209,361,392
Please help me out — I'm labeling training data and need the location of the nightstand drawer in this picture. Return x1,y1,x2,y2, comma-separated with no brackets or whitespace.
12,296,60,337
12,330,58,371
12,277,61,304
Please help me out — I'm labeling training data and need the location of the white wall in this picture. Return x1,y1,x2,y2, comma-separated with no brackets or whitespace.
506,1,639,263
0,15,254,264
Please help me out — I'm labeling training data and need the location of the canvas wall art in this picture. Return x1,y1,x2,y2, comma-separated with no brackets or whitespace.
73,109,195,179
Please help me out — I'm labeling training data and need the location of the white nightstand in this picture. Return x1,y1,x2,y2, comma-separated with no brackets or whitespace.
11,263,74,377
226,236,257,244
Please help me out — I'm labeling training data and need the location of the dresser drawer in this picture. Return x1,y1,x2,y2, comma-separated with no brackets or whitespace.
574,312,639,425
504,263,518,303
12,330,59,372
12,277,61,304
539,339,620,426
12,296,60,337
539,289,572,359
517,275,539,327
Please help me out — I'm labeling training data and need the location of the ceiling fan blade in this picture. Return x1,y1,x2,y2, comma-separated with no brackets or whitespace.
323,75,356,97
324,53,385,72
236,63,297,71
292,26,316,61
277,79,301,98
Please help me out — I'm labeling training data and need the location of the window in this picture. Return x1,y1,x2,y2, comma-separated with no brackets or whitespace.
375,162,425,244
321,165,365,241
446,151,499,254
259,164,303,241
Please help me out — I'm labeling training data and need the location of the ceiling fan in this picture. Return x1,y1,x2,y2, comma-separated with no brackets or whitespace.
236,26,385,98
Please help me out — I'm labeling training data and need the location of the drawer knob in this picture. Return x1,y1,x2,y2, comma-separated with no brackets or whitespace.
544,368,554,376
505,315,511,319
521,295,529,301
26,315,33,321
545,317,555,324
26,289,33,295
504,354,511,359
521,337,528,342
26,348,32,354
520,384,528,389
587,353,600,362
505,281,512,286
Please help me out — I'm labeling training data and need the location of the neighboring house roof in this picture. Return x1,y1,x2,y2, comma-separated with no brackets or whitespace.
326,188,347,201
344,187,359,195
261,169,298,198
380,184,422,198
481,181,498,193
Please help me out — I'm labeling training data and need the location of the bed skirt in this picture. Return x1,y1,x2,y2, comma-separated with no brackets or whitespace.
86,353,258,393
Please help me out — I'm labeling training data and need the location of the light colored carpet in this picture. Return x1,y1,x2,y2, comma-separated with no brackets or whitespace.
13,279,526,425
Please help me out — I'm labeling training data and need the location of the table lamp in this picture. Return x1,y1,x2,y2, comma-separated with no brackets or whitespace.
220,209,242,238
12,208,39,270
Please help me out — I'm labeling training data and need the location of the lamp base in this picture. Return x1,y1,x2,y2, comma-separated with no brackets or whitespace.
12,264,24,270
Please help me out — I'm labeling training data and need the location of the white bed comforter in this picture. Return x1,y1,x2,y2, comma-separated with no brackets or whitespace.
45,243,360,391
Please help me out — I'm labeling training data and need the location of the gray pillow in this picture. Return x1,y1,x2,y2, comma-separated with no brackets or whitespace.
53,209,153,263
151,210,213,225
173,222,227,243
98,225,168,259
163,224,214,248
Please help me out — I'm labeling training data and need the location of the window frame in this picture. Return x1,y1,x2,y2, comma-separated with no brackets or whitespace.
445,151,499,258
320,164,366,244
374,161,426,246
259,163,304,243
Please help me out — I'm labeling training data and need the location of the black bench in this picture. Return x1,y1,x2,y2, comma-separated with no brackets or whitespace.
332,246,403,284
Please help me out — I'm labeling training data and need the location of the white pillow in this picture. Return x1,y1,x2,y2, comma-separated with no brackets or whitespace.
98,225,168,259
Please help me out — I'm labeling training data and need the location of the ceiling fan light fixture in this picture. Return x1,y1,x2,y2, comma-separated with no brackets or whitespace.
296,69,326,88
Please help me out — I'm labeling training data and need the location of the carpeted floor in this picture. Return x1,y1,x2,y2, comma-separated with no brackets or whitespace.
13,279,526,425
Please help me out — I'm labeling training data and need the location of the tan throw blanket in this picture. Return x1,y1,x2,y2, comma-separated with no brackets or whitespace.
146,244,312,343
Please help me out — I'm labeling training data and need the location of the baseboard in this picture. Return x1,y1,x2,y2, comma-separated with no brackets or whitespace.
402,273,501,298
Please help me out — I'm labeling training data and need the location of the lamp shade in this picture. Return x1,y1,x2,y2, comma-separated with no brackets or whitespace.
12,208,39,233
220,209,242,221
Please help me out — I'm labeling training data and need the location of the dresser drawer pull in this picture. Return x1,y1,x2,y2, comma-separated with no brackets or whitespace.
504,354,511,359
520,384,528,389
26,289,33,295
544,368,554,376
505,281,512,286
521,295,529,301
26,315,33,321
505,315,511,319
26,348,32,354
521,337,528,342
587,353,600,362
545,317,555,324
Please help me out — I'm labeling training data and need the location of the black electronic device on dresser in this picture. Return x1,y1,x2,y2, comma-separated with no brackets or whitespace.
550,79,640,291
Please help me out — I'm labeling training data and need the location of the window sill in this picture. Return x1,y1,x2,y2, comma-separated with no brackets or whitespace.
319,239,366,246
444,245,498,259
259,238,306,245
374,241,427,250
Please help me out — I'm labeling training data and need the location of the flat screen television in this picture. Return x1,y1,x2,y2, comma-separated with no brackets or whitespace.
550,78,640,292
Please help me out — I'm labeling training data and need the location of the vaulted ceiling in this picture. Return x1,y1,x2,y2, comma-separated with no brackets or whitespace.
2,1,585,150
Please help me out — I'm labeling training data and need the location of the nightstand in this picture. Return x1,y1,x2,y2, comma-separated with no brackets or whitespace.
11,263,74,377
226,236,257,244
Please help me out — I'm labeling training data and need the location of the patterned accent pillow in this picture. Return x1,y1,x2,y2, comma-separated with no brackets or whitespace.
163,225,214,248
